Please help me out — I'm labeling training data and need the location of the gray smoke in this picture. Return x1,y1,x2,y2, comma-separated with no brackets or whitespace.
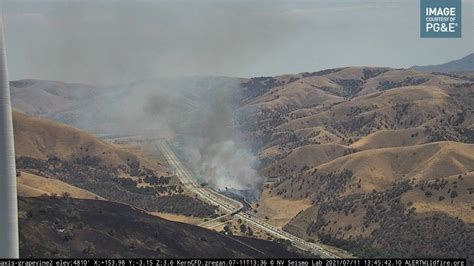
5,1,284,192
79,76,263,191
143,78,263,191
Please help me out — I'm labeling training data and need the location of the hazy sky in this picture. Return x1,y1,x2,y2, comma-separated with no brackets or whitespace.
2,0,473,85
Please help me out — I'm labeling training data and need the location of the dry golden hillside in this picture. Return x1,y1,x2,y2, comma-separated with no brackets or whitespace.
13,110,163,172
17,171,102,200
272,141,474,200
350,128,427,150
239,67,474,259
261,144,351,177
13,110,219,218
240,68,473,149
277,84,459,138
400,171,474,223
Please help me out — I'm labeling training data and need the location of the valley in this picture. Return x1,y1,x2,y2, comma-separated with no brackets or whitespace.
13,111,307,258
1,0,472,260
10,54,474,260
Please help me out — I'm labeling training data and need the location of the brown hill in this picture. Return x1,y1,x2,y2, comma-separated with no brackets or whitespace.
239,67,474,259
276,84,464,143
13,110,161,172
240,68,473,150
272,141,474,200
350,128,427,150
17,171,102,200
400,171,474,223
13,110,220,218
11,110,305,258
262,144,351,177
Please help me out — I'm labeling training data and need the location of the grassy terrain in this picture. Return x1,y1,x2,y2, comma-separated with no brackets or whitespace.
239,67,474,260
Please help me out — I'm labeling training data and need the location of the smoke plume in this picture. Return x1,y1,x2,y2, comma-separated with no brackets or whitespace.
145,78,263,191
80,76,264,192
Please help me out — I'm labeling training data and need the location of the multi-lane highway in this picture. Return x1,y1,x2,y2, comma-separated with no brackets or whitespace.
156,140,341,258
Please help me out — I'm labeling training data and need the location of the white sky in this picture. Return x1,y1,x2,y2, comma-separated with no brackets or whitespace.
2,0,473,85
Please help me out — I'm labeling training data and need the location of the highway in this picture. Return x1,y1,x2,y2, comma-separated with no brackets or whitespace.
155,140,340,258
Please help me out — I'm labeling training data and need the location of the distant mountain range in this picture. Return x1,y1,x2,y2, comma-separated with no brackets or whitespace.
411,53,474,73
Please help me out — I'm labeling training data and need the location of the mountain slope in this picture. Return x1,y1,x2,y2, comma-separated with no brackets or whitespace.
13,110,218,218
350,128,427,150
12,111,307,258
239,67,473,166
10,77,243,136
261,143,351,177
411,53,474,73
13,110,155,172
19,197,304,258
10,64,474,259
10,79,100,126
238,66,474,260
17,171,103,200
272,141,474,200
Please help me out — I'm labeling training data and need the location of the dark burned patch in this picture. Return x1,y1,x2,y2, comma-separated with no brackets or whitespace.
16,156,217,217
19,197,306,258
